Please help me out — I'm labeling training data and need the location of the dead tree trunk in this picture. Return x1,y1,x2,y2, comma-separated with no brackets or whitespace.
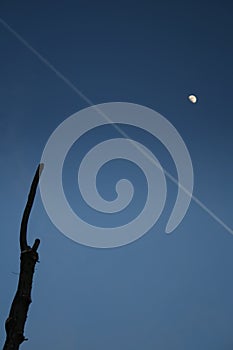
3,164,44,350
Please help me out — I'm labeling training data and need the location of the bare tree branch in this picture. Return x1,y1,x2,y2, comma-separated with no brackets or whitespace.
20,164,44,251
3,164,44,350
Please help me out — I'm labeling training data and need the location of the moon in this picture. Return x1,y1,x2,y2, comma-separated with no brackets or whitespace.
188,94,197,103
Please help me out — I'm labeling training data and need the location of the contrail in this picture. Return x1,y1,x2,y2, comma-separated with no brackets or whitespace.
1,17,232,235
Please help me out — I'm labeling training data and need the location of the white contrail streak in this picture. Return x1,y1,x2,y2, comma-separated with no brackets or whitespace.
1,17,232,235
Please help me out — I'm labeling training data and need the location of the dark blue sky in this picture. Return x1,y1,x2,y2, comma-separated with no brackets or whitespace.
0,1,233,349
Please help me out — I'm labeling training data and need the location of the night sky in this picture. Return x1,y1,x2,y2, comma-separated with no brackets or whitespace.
0,1,233,349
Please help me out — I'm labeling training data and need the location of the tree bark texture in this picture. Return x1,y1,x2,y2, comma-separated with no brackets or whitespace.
3,164,44,350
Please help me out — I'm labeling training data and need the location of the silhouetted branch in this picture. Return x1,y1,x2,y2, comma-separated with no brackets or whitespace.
3,164,44,350
20,164,44,251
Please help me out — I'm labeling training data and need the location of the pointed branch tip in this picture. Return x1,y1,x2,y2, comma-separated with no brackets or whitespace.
39,163,44,176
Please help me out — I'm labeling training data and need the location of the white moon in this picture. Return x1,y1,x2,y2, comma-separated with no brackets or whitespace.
188,95,197,103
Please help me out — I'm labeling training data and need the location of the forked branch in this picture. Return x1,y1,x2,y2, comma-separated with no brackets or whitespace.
3,163,44,350
20,164,44,251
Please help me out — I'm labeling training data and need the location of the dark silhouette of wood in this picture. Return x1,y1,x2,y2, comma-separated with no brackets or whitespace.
3,164,44,350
